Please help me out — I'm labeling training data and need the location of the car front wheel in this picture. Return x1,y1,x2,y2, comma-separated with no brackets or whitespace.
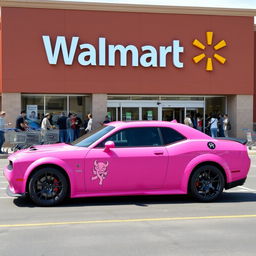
28,167,68,206
189,165,224,202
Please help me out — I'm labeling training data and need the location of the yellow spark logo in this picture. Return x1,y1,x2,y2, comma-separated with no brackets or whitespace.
192,32,227,71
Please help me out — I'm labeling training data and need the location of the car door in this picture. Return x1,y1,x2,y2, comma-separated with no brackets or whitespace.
84,127,169,192
159,127,187,189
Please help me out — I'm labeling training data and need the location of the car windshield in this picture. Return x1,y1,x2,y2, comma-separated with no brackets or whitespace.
72,125,115,147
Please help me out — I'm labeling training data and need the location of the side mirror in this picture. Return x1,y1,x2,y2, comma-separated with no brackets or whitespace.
104,141,115,152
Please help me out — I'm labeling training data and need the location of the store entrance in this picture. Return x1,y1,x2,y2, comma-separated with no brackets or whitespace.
162,108,184,123
107,100,205,124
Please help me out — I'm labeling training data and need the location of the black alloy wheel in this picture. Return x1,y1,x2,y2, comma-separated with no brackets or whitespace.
189,165,224,202
29,167,68,206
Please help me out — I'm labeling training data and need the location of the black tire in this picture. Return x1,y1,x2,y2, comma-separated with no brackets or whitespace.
28,167,68,206
189,165,224,202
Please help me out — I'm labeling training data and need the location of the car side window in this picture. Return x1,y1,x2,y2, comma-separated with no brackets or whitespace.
96,127,162,148
160,127,186,145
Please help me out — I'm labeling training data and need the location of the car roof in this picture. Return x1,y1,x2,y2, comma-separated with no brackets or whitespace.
106,121,211,140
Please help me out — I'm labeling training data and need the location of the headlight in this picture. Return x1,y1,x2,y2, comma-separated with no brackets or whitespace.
7,160,13,171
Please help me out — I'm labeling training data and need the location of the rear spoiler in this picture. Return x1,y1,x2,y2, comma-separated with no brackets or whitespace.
217,137,247,145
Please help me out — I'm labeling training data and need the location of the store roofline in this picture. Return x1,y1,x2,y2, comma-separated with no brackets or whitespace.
0,0,256,16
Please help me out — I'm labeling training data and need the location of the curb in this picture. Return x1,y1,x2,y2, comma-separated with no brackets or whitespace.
0,154,9,159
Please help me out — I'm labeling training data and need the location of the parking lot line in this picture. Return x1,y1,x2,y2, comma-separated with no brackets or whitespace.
1,214,256,228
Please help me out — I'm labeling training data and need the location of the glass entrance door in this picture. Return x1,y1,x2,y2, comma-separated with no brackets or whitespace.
142,108,158,120
107,100,205,123
185,108,204,128
162,108,184,123
107,107,117,121
122,108,139,121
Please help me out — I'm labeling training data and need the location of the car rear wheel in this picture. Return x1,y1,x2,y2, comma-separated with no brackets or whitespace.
189,165,224,202
28,167,68,206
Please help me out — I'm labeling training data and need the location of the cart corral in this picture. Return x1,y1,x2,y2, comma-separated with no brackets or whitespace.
4,129,59,152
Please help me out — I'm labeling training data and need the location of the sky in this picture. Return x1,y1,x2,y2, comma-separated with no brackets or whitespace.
59,0,256,23
59,0,256,9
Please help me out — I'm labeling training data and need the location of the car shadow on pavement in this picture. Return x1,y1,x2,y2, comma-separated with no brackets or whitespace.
12,192,256,208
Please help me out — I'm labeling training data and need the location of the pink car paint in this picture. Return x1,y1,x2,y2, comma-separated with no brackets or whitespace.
4,121,251,203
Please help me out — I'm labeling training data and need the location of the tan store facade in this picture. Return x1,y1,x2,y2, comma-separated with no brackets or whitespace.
0,0,255,137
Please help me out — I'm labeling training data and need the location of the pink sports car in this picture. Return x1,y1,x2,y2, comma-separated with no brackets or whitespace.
4,121,251,206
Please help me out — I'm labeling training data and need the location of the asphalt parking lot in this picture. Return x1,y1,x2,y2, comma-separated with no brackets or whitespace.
1,155,256,256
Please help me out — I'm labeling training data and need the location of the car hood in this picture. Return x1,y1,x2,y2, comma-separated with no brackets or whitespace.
9,143,86,160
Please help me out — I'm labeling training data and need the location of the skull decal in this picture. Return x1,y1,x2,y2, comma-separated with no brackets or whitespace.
91,160,109,185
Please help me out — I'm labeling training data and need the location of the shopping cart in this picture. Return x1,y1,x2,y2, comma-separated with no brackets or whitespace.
42,130,59,144
6,130,29,151
25,131,41,145
242,128,256,150
4,129,59,152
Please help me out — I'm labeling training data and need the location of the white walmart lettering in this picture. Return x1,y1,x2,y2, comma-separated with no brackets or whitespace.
42,36,184,68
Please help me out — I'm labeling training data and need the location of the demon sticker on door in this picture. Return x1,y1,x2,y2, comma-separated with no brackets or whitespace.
91,160,109,185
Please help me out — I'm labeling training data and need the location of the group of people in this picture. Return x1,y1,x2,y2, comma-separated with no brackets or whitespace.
56,112,92,143
0,109,232,153
14,110,94,143
0,111,11,154
184,113,231,138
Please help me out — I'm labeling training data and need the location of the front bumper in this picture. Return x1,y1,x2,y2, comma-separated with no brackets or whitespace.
6,185,26,198
4,164,26,195
225,177,246,190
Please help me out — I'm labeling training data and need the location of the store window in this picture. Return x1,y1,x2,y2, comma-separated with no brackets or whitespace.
69,96,89,120
22,94,91,127
107,108,117,121
160,96,204,101
45,96,67,125
205,97,226,116
142,108,158,120
21,95,44,129
122,108,139,121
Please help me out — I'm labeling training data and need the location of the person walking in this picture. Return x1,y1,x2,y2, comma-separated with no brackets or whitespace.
71,114,77,140
196,113,203,132
72,113,82,140
83,115,89,134
191,112,197,129
100,115,111,126
57,112,67,143
41,113,52,130
66,113,74,142
15,110,27,131
0,111,11,154
223,114,230,137
41,113,53,143
218,113,225,137
103,115,110,124
184,114,193,127
209,113,218,138
85,113,93,133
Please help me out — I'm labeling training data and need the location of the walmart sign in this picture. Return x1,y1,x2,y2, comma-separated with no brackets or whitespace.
42,36,184,68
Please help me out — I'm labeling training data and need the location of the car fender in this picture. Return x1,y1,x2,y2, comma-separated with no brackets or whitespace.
180,153,232,193
22,157,73,193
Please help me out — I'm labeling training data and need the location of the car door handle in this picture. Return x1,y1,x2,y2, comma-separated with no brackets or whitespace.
154,151,164,155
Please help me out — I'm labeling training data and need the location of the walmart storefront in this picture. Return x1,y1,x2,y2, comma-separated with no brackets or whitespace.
0,0,255,137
